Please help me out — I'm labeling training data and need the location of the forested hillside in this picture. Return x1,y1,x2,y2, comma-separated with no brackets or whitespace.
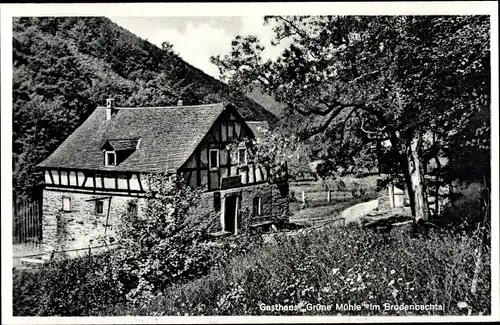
13,17,275,198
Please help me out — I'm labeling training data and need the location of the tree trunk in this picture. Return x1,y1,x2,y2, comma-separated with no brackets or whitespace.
434,154,442,216
389,131,416,216
405,131,429,221
400,157,416,216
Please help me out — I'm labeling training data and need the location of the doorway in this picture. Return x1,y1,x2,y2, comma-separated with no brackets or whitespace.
224,196,238,234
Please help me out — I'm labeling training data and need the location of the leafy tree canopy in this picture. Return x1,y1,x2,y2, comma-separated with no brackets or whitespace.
212,16,490,220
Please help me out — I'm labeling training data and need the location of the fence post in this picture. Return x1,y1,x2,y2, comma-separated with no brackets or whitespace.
38,199,43,242
327,190,331,204
302,191,306,204
23,201,27,243
13,198,17,243
29,203,33,241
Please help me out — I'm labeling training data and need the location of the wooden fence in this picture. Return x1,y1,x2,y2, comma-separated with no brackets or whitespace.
13,198,42,244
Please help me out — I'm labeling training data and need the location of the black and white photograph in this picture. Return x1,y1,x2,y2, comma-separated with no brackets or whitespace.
1,2,498,322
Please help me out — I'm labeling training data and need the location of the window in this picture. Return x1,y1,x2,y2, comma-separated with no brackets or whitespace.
105,151,116,166
95,200,104,214
127,202,138,216
209,149,219,170
214,192,221,212
227,123,235,140
253,197,261,217
238,148,247,166
62,196,71,212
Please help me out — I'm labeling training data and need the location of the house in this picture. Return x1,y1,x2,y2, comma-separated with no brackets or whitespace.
36,99,289,253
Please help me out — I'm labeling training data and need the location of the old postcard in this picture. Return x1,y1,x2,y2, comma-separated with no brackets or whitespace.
1,2,498,324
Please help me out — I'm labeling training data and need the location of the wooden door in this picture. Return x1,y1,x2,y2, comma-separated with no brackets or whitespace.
224,196,238,234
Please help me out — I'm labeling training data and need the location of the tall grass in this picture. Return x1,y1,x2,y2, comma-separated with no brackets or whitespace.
103,225,490,316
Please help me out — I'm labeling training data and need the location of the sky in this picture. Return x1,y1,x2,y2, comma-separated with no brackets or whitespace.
108,16,288,80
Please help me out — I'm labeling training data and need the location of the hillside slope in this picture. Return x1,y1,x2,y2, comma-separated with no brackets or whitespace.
246,84,286,118
12,17,275,197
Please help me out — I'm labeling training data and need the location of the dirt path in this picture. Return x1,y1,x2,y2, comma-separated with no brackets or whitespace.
340,199,379,225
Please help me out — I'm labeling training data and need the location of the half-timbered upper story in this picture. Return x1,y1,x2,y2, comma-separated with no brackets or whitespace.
36,100,271,195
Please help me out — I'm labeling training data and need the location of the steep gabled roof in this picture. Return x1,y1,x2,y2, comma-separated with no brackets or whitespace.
37,103,229,173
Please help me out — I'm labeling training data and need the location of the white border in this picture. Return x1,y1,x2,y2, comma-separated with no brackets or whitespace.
1,2,499,324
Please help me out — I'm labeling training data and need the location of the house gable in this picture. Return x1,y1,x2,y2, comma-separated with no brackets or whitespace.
179,104,269,191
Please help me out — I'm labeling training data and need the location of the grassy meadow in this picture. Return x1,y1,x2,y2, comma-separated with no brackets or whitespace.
101,224,490,316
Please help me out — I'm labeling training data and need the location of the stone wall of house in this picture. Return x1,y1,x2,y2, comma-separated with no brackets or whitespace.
42,181,290,252
41,189,146,253
195,182,290,233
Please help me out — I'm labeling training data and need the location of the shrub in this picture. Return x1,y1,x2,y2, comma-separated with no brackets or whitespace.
111,172,214,303
13,251,121,316
104,225,491,316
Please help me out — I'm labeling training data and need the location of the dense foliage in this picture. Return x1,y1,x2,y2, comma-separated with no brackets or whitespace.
112,173,211,302
103,225,490,316
12,17,275,198
13,252,120,316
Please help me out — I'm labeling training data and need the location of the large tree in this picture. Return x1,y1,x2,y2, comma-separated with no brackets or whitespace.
211,16,490,221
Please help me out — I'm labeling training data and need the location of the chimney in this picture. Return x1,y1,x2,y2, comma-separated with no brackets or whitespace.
177,99,183,106
106,98,116,120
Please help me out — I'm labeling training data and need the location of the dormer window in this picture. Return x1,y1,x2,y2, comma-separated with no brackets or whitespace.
100,138,140,167
105,151,116,167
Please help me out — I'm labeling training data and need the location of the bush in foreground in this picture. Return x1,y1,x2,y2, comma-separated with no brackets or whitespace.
13,252,120,316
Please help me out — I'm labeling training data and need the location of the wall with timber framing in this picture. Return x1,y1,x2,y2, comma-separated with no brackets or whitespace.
43,168,146,194
178,108,269,191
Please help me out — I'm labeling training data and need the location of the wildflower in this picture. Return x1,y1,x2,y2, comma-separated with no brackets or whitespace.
357,274,362,282
321,286,331,293
331,268,340,275
391,289,398,298
388,279,395,286
297,300,307,312
457,301,468,309
390,269,396,275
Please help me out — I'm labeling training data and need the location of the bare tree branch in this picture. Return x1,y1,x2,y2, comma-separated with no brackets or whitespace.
340,108,359,145
295,106,335,117
347,69,381,85
274,16,311,40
